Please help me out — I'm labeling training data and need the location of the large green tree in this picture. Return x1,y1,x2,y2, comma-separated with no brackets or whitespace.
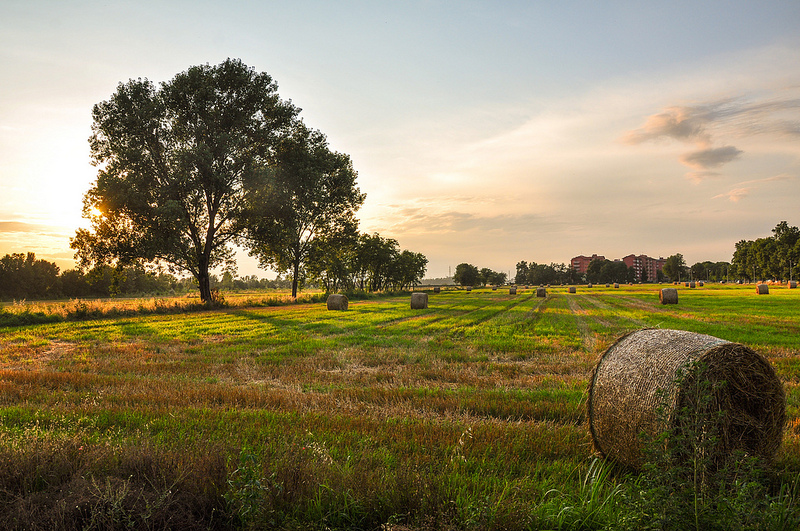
71,59,297,303
244,123,364,298
662,253,687,282
453,263,479,287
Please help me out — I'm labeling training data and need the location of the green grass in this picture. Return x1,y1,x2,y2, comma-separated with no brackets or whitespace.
0,284,799,529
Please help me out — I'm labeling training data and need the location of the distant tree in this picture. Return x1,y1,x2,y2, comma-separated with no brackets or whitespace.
515,261,529,284
0,253,61,300
662,254,687,282
453,263,479,287
245,122,365,298
71,59,298,303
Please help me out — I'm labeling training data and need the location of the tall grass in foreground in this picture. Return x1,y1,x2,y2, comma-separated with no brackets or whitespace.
0,285,798,529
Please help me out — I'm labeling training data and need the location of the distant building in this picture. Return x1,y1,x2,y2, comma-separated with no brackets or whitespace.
570,254,605,274
570,253,666,281
622,254,666,282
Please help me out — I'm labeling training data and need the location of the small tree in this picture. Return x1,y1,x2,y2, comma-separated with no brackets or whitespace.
453,263,479,287
245,123,364,298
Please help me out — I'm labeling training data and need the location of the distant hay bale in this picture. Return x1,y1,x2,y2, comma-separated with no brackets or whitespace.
757,284,769,295
509,287,517,295
605,284,610,288
614,283,619,289
466,287,472,292
587,283,593,288
699,281,704,287
536,287,547,298
433,287,441,293
659,288,678,305
689,281,696,288
492,286,497,291
684,282,690,287
790,281,797,289
326,294,348,311
587,328,785,470
410,292,428,309
568,286,576,293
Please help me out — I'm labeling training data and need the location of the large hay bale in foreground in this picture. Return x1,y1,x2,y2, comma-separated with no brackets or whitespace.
757,284,769,295
410,292,428,309
587,328,785,469
536,287,546,298
326,294,348,311
659,288,678,305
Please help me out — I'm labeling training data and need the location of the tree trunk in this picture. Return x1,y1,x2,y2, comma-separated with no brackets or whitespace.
291,258,300,298
198,265,212,304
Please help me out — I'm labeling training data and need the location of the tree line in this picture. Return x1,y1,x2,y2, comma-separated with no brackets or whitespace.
69,59,425,302
731,221,800,281
0,252,295,301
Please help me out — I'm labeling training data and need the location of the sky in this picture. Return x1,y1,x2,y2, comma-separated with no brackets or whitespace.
1,1,799,279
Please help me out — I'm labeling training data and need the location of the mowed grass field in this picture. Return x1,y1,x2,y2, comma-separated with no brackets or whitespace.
1,283,799,529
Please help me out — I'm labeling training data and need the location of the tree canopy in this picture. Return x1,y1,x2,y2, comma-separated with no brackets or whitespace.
71,59,298,303
244,122,365,297
731,221,800,281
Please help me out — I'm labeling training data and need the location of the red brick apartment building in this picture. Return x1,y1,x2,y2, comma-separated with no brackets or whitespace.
570,253,666,281
570,254,605,274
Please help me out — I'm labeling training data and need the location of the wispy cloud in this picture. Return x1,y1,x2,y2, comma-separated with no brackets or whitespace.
680,146,743,170
623,92,800,182
712,174,795,202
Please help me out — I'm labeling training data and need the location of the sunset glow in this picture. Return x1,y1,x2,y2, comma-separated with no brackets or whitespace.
1,1,798,278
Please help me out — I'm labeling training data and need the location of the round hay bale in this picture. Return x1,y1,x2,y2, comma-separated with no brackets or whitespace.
587,328,785,470
410,292,428,309
790,280,797,289
509,287,517,295
756,284,769,295
466,286,472,292
568,286,576,293
698,281,705,287
659,288,678,304
614,283,619,289
689,281,696,288
492,286,497,291
587,283,593,288
326,294,348,311
605,284,610,288
433,287,441,293
536,287,546,298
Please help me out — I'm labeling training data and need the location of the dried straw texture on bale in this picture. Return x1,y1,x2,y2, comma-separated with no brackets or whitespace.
757,284,770,295
410,292,428,309
587,328,785,470
659,288,678,305
568,286,577,294
509,287,517,295
326,294,349,311
536,287,547,298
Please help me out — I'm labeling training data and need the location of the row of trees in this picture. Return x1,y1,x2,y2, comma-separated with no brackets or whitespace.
307,232,427,293
453,263,508,287
731,221,800,281
0,252,297,301
70,59,380,302
514,261,580,286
